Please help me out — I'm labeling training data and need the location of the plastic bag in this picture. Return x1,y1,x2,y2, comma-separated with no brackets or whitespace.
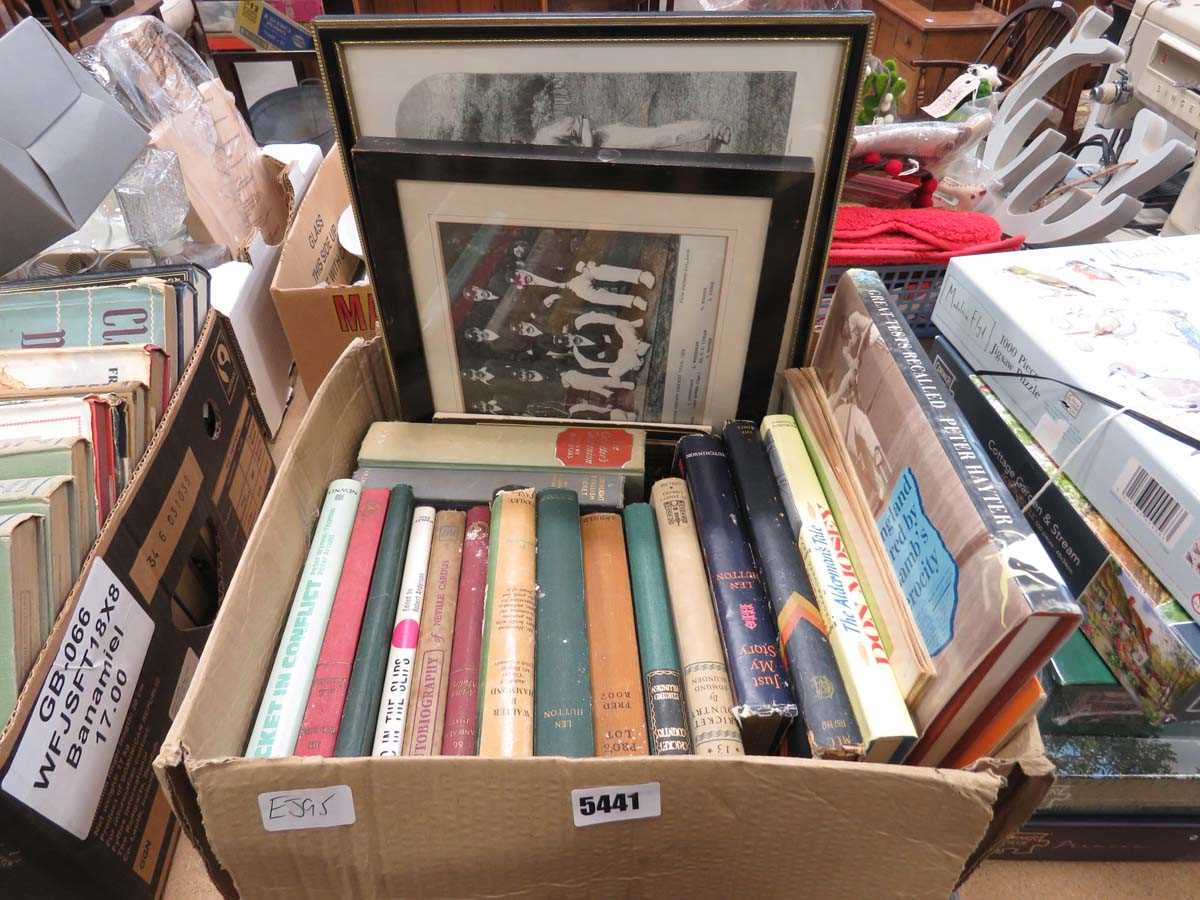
97,16,214,130
849,112,992,168
96,16,285,254
114,147,190,253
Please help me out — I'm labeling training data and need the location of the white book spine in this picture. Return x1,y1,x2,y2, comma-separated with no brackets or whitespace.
372,505,436,757
762,418,915,760
245,479,361,758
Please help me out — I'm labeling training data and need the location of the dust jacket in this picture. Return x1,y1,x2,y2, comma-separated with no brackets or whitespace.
812,270,1080,766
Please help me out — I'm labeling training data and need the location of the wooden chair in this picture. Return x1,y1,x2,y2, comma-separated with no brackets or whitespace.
912,0,1078,123
0,0,82,48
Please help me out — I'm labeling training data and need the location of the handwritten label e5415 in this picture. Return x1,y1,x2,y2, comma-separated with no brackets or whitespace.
258,785,355,832
571,782,661,827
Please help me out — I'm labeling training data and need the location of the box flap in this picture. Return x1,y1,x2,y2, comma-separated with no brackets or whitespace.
960,720,1055,882
272,148,361,293
0,20,81,148
178,753,1002,899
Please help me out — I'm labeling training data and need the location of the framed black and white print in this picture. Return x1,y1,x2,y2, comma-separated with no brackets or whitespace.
314,13,871,375
350,138,813,428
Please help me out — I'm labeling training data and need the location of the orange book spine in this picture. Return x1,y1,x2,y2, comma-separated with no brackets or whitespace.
581,513,649,757
944,676,1045,769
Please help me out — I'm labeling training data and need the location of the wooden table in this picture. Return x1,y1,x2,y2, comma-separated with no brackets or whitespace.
865,0,1005,115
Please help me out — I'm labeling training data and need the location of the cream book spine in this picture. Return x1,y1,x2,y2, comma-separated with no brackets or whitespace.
358,422,644,488
0,345,170,432
246,479,361,758
477,487,538,758
649,478,744,757
372,506,436,757
761,416,916,763
0,512,45,722
0,475,76,624
0,437,98,544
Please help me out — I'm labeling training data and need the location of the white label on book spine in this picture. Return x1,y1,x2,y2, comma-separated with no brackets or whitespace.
372,506,436,757
259,785,356,832
2,559,154,839
571,782,661,827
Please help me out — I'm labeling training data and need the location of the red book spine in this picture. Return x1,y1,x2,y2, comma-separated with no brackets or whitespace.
440,505,490,756
294,488,389,756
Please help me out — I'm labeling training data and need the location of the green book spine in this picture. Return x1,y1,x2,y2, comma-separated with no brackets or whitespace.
333,485,415,757
534,489,593,757
623,503,692,755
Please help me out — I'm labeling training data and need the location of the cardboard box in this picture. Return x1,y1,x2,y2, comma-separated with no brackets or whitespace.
211,143,324,436
0,19,148,275
270,148,376,397
0,313,275,898
155,333,1054,900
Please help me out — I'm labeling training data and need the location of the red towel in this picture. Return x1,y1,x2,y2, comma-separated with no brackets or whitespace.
828,206,1023,266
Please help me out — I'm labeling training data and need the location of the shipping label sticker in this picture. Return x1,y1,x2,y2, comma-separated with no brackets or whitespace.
922,72,981,118
571,782,661,828
1114,457,1193,550
2,559,154,839
259,785,356,832
877,468,959,656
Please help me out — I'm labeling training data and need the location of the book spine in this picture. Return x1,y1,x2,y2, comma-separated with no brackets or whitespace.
371,506,436,757
1,287,165,352
246,479,361,758
677,434,797,753
441,505,490,756
581,512,650,756
723,420,863,760
360,423,644,482
650,479,744,756
477,488,538,757
623,503,691,756
334,486,415,757
761,418,916,762
402,510,466,756
355,466,625,510
932,338,1193,724
534,489,594,757
294,487,389,757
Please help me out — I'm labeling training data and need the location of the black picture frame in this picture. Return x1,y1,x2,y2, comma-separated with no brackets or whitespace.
313,12,872,368
350,136,813,428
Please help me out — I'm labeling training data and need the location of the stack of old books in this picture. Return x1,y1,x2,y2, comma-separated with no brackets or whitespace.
241,269,1086,768
0,265,209,723
931,234,1200,828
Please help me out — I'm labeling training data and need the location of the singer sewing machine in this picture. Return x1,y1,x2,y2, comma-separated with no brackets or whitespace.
1091,0,1200,235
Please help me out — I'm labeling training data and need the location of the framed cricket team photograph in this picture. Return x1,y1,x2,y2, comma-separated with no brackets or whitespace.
314,13,871,396
351,139,813,427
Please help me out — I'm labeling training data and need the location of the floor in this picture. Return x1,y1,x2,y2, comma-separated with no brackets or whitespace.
164,833,1200,898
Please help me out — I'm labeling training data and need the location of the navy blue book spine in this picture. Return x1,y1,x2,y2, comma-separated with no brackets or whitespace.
722,420,864,760
676,433,798,754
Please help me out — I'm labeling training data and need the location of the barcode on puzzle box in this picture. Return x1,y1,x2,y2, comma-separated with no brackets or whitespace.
1116,460,1192,547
